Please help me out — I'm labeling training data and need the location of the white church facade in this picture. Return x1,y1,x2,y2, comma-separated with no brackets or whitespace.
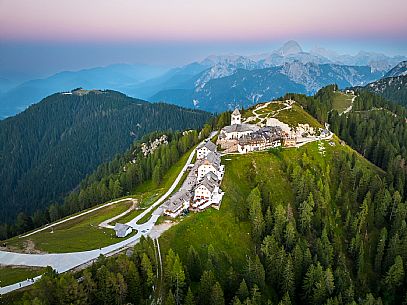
217,109,260,146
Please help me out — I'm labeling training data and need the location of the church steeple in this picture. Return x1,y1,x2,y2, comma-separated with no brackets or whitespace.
231,108,241,125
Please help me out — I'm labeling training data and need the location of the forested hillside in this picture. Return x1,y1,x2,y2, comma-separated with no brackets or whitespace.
361,75,407,107
287,86,407,200
11,136,407,305
0,89,211,225
4,87,407,305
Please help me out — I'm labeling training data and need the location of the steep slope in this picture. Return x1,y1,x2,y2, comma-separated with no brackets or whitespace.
384,61,407,77
11,136,406,304
362,75,407,107
354,61,407,107
0,89,211,223
0,64,167,118
158,90,407,305
160,136,404,304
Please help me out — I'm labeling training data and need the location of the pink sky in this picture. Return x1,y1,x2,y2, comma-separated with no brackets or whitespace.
1,0,406,42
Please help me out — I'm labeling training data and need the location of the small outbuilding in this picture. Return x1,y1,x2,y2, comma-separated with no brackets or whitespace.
114,223,133,238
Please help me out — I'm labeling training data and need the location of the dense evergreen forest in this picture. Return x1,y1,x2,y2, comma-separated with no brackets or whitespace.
3,87,407,305
0,113,227,240
11,127,407,305
286,85,407,199
0,90,211,234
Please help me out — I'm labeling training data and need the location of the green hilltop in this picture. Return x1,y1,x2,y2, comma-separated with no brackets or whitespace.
3,85,407,305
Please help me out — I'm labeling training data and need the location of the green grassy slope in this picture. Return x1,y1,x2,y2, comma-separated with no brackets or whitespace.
242,101,322,129
331,92,354,113
3,144,198,254
0,266,45,287
274,104,322,128
5,200,134,253
159,135,383,301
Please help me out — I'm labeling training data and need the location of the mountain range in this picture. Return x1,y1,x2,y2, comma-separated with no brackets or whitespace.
151,61,385,112
0,64,167,119
1,41,406,117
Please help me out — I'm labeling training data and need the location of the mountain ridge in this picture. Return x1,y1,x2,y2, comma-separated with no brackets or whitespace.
2,41,406,117
361,74,407,107
0,63,167,118
384,60,407,77
0,89,211,223
151,61,384,112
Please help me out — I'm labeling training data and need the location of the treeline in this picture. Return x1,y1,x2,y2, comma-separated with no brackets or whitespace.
0,128,206,240
0,110,230,241
0,90,212,224
363,75,407,108
12,235,259,305
286,86,407,201
13,141,407,305
14,237,162,305
285,84,338,123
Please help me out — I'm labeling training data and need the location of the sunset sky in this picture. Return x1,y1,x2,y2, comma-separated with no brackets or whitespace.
1,0,406,79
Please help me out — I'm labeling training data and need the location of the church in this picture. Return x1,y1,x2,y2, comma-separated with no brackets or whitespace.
217,108,259,151
218,109,259,140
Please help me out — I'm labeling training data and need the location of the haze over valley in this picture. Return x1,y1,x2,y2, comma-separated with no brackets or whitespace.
1,40,407,117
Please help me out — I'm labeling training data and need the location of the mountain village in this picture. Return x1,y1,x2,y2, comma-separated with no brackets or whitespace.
160,100,333,219
161,140,225,218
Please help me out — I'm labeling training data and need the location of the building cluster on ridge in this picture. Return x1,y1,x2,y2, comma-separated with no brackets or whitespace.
217,108,295,153
162,140,225,218
160,105,333,219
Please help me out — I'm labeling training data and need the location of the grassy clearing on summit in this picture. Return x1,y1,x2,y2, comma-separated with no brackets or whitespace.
275,104,322,128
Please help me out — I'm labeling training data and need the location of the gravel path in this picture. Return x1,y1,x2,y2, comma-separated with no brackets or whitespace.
99,199,137,229
342,95,356,115
0,132,216,295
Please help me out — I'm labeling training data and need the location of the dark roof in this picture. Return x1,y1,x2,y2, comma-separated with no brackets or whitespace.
197,140,217,152
197,176,219,193
223,124,258,133
163,190,191,212
114,223,132,238
203,152,221,170
238,126,283,145
204,171,219,182
232,108,241,116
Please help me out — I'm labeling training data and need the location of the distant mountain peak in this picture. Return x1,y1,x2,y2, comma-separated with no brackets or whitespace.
201,53,244,66
278,40,303,56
